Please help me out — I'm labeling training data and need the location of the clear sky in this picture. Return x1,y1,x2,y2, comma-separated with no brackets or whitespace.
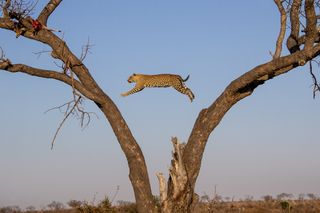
1,0,320,209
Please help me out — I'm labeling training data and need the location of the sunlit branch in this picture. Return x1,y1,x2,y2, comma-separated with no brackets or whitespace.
274,0,287,58
304,0,317,51
286,0,302,53
0,60,102,102
37,0,62,25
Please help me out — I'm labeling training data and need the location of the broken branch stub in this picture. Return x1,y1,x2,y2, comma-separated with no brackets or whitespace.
169,137,187,199
157,137,190,212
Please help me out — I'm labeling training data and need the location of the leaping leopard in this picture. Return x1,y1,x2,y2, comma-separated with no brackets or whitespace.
121,73,195,102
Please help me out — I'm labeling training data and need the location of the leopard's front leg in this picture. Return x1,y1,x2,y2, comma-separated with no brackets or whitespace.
121,85,144,97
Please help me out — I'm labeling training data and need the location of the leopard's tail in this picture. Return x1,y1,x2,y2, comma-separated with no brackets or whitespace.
182,75,190,82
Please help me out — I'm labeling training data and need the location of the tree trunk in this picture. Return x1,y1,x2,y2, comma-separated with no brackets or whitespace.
97,101,158,213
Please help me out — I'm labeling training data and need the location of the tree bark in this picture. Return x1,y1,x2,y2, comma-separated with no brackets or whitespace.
97,101,158,212
287,0,302,53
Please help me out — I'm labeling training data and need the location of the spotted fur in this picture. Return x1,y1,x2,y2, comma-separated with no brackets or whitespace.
121,73,195,102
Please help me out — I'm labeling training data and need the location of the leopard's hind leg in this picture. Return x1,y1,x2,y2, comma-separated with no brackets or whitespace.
172,84,195,102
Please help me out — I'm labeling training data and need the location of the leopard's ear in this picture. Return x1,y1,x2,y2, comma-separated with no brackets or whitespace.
133,73,136,76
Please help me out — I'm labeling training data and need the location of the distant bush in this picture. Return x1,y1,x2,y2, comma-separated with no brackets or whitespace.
70,197,114,213
67,200,82,209
0,206,21,213
25,206,36,213
47,201,65,211
262,195,273,202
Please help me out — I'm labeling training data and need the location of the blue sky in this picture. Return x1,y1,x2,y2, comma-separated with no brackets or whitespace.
1,0,320,209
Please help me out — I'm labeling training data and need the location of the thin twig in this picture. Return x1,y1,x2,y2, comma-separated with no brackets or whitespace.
51,96,81,150
44,100,74,114
80,38,93,62
46,92,98,149
110,185,120,204
0,46,4,60
33,49,51,59
0,47,12,67
2,0,38,18
309,60,320,99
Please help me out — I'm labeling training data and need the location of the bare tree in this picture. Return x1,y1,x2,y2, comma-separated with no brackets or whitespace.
25,206,36,213
0,206,21,213
47,201,65,211
277,192,294,200
1,1,320,212
307,193,318,200
67,200,82,209
262,195,274,202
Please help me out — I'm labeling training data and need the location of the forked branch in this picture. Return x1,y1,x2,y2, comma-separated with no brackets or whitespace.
184,41,320,195
49,95,81,149
47,92,96,149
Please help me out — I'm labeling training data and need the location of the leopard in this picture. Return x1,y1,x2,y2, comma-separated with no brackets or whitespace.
121,73,195,102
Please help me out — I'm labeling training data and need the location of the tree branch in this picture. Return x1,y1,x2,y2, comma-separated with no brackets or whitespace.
274,0,287,58
0,60,102,102
286,0,302,53
2,0,11,18
37,0,62,25
304,0,317,51
97,101,157,212
0,16,15,30
1,10,103,99
184,43,320,190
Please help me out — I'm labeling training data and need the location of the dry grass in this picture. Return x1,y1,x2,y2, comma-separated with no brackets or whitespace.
1,198,320,213
194,199,320,213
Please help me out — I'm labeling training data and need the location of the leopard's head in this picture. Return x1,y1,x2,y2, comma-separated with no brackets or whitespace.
127,73,138,83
